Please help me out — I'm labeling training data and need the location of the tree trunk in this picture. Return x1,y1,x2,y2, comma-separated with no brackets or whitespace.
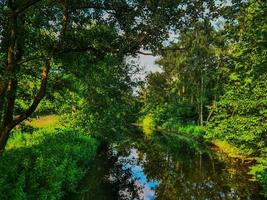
0,5,18,153
0,125,14,153
200,74,204,126
0,62,50,152
0,0,56,153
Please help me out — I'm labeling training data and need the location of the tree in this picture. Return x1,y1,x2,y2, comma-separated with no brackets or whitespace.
207,0,267,154
161,21,224,126
141,20,226,126
0,0,237,151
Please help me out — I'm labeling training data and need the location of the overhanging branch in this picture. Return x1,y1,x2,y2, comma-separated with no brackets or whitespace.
137,51,153,56
69,3,113,12
15,0,42,14
12,60,50,127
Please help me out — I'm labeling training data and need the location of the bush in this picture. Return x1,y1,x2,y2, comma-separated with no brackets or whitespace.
161,117,182,130
179,125,205,140
149,103,195,127
142,114,156,136
250,165,267,198
0,128,98,200
143,114,155,129
259,171,267,197
249,149,267,198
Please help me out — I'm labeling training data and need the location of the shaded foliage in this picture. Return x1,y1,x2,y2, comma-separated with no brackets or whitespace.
0,128,98,200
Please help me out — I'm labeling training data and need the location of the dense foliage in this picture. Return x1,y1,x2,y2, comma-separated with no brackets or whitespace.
0,128,98,200
207,1,267,195
139,20,225,128
206,0,267,153
0,0,226,151
66,53,139,141
139,1,266,196
0,0,266,198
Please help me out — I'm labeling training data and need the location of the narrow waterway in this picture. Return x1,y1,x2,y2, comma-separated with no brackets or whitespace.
69,129,264,200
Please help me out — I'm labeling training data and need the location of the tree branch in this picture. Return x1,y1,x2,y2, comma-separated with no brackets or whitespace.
69,2,113,12
137,51,154,56
55,46,118,55
137,47,186,56
15,0,42,14
12,61,50,127
16,55,43,65
164,47,186,52
59,0,69,42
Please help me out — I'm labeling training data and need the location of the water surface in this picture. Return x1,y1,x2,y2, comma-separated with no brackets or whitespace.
69,129,264,200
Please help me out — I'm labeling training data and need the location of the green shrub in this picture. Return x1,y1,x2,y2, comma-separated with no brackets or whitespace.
249,149,267,198
149,103,195,127
259,171,267,197
0,128,98,200
143,114,155,129
178,125,205,141
250,164,267,198
161,117,182,130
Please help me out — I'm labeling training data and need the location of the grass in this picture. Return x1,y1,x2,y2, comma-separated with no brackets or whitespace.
1,128,98,200
211,139,252,160
25,115,60,128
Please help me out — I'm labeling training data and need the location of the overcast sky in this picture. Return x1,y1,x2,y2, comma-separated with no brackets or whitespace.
136,54,161,79
133,30,177,80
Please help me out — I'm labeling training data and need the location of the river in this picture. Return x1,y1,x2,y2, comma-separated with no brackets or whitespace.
69,128,264,200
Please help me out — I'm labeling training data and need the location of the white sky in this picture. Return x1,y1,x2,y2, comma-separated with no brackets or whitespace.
136,54,162,79
134,30,177,80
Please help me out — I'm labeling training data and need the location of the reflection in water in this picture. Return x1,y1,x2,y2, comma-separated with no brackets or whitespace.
118,148,159,200
69,129,264,200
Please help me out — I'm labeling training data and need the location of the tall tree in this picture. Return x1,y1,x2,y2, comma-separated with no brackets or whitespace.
0,0,236,151
141,21,226,126
207,0,267,154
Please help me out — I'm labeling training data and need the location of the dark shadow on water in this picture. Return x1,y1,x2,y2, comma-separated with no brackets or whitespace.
68,128,265,200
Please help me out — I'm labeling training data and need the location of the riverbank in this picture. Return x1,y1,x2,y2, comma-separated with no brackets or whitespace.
0,116,98,200
210,139,256,162
70,127,264,199
139,116,267,197
141,121,257,160
1,115,265,199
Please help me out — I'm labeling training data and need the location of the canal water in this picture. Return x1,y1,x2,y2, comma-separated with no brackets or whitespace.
69,129,264,200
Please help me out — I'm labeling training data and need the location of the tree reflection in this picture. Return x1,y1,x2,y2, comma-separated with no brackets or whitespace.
70,129,263,200
69,147,143,200
133,131,263,200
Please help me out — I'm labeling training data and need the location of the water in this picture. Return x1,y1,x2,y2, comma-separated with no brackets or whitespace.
69,129,265,200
